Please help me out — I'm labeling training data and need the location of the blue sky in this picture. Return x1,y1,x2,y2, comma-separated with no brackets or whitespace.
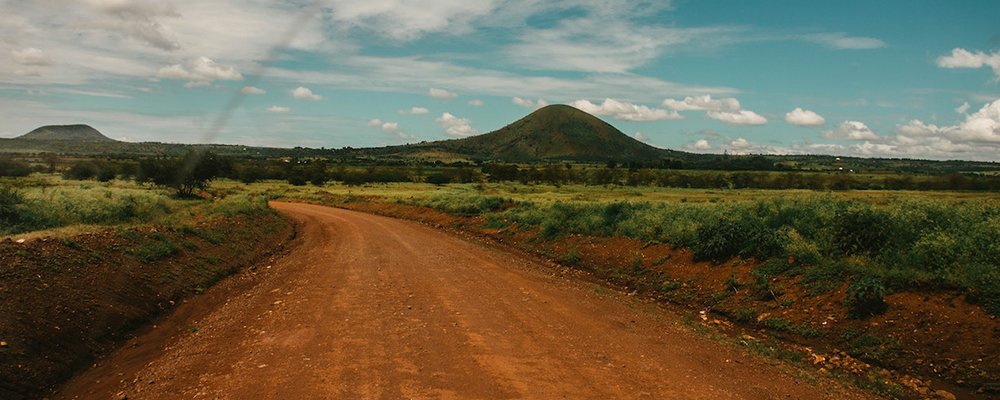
2,0,999,160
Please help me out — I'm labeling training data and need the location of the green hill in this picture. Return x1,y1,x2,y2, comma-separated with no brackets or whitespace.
372,104,670,162
17,125,116,142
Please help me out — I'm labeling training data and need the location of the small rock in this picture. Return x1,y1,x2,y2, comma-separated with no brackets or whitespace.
934,389,956,400
0,341,8,347
15,239,25,244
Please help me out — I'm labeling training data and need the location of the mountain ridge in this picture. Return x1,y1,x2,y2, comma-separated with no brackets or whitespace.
17,124,116,142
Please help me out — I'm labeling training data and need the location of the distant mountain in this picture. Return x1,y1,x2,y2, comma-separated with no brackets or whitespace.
17,125,116,142
367,104,672,162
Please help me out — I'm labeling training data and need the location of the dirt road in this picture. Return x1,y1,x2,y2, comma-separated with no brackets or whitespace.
57,202,871,399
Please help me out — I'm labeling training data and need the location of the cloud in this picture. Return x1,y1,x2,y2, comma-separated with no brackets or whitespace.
727,138,752,150
707,110,767,126
955,102,970,114
91,0,181,51
380,122,399,132
505,10,739,73
685,139,712,151
156,56,242,86
429,87,456,100
634,132,648,142
368,118,383,126
784,107,826,127
570,98,682,121
267,106,290,113
804,33,887,50
663,95,741,112
937,48,1000,80
399,106,429,114
436,112,478,137
292,86,322,100
241,86,266,95
895,99,1000,143
822,120,879,140
11,47,52,66
512,96,533,107
467,99,484,106
512,97,548,109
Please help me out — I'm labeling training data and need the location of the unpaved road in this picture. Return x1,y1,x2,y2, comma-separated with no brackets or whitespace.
58,202,871,399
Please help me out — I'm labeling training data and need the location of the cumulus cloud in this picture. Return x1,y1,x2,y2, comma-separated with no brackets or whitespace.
292,86,322,100
687,139,712,151
634,132,648,142
267,105,290,113
399,106,429,114
662,95,740,111
956,102,970,114
436,112,478,137
784,108,826,127
707,110,768,126
241,86,266,95
895,99,1000,143
571,98,682,121
11,47,52,66
804,33,887,50
467,99,484,106
368,118,383,126
156,56,242,87
937,48,1000,80
429,87,456,100
380,121,399,132
822,121,879,140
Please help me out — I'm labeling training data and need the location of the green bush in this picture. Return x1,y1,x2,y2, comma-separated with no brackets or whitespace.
833,206,892,256
846,275,888,318
0,186,24,227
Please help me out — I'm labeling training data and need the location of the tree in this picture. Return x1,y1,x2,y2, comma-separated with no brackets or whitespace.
137,151,227,197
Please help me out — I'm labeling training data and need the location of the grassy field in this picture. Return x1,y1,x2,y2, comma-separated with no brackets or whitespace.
1,175,271,238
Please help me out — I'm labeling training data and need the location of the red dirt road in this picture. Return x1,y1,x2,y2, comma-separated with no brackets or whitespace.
58,202,873,399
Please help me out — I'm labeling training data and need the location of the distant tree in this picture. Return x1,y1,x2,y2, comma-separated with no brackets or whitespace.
137,151,227,197
63,162,98,180
0,158,32,177
425,173,451,185
96,167,116,182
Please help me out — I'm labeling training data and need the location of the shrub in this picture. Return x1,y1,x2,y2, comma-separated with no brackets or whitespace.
833,206,892,256
64,163,98,180
0,158,32,177
0,186,24,227
425,173,451,185
692,216,781,262
846,275,888,318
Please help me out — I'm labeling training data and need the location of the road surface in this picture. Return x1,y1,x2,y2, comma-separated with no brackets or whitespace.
58,202,870,399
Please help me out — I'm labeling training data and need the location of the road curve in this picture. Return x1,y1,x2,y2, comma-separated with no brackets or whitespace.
58,202,870,399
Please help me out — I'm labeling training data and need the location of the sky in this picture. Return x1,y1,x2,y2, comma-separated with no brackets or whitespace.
2,0,1000,161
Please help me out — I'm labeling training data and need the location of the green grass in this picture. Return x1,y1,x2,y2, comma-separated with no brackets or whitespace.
1,175,273,237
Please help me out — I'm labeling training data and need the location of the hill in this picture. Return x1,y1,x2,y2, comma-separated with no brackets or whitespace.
365,105,670,162
17,125,116,142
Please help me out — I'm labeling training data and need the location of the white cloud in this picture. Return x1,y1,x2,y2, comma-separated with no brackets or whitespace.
381,121,399,132
727,138,752,149
241,86,266,95
955,101,970,114
399,106,429,114
267,105,290,113
937,48,1000,80
429,87,456,100
804,33,887,50
634,132,648,141
784,107,826,127
292,86,322,101
663,95,741,111
896,99,1000,143
156,56,242,86
512,97,548,109
512,96,534,107
687,139,712,151
707,110,768,126
11,47,52,66
570,98,682,121
368,118,383,126
436,112,478,137
467,99,484,106
822,121,879,140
